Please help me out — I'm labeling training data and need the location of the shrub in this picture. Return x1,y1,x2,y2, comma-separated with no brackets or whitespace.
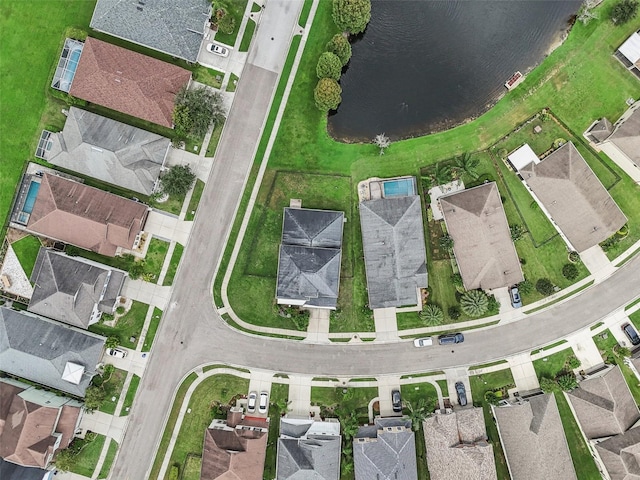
105,336,119,348
567,355,581,370
487,294,500,313
540,376,559,393
451,273,463,289
611,0,638,23
116,306,125,315
485,391,500,406
460,290,489,317
169,465,180,480
497,148,508,159
326,34,352,65
314,78,342,111
439,234,454,250
562,263,579,280
218,13,235,34
518,280,533,295
128,261,145,280
447,305,461,320
568,251,581,263
536,278,554,296
316,52,342,80
84,385,106,413
160,165,197,197
510,224,525,241
557,373,578,391
419,304,444,326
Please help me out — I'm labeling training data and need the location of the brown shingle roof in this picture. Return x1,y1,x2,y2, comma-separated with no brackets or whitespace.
27,174,148,256
69,37,191,128
519,142,627,252
440,182,523,290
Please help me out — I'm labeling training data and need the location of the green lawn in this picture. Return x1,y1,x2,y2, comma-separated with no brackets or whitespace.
193,65,224,89
89,301,149,349
163,243,184,286
264,383,289,479
97,367,128,415
144,238,170,280
532,348,576,380
213,0,249,46
310,385,377,421
97,439,118,479
166,374,249,478
11,235,42,278
186,179,206,220
239,18,256,52
226,73,239,92
68,433,107,477
400,382,437,412
631,310,640,331
182,454,202,480
142,307,163,352
120,374,141,416
205,120,225,158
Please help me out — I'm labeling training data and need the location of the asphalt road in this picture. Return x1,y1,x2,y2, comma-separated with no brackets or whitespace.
110,0,640,477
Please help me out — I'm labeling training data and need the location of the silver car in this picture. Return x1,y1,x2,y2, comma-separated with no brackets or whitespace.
247,391,257,413
206,43,229,57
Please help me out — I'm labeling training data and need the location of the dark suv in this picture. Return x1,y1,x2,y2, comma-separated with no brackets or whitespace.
391,389,402,412
455,382,467,407
623,323,640,346
438,332,464,345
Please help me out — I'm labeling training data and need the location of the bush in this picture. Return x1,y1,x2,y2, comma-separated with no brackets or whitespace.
485,391,500,406
518,280,533,295
128,261,145,280
460,290,489,317
169,465,180,480
568,251,581,263
447,305,461,320
439,234,454,250
557,373,578,391
314,78,342,111
419,304,444,326
451,273,463,289
567,355,581,370
487,294,500,313
217,13,235,34
160,165,197,197
510,224,525,241
562,263,579,280
332,0,371,34
84,385,106,413
540,376,559,393
116,306,125,315
316,52,342,80
105,336,119,348
326,34,352,66
611,0,638,23
536,278,554,296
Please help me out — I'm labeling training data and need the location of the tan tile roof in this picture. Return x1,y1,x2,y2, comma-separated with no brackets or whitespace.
27,174,148,256
69,37,191,128
520,142,627,252
440,182,523,290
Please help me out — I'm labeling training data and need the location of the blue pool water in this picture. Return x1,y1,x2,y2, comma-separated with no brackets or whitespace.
60,48,82,91
23,181,40,214
382,178,416,198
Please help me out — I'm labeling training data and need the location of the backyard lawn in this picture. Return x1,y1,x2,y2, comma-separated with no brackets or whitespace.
11,235,42,277
89,301,149,349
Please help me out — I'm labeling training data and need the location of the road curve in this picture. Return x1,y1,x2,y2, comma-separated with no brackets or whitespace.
110,2,640,477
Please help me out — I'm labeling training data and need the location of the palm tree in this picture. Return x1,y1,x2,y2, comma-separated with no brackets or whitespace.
455,152,480,180
419,304,444,326
404,398,434,430
431,163,451,186
460,290,489,317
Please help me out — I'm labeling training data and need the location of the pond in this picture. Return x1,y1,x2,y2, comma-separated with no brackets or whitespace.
327,0,582,142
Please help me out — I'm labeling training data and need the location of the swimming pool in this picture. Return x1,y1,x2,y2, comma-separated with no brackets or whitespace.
52,39,84,92
23,181,40,214
382,178,416,198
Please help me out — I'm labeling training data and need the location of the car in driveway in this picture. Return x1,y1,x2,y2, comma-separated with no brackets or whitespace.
206,43,229,57
391,389,402,412
455,382,467,406
509,285,523,308
438,332,464,345
259,391,269,413
413,337,433,347
247,391,257,413
106,348,127,358
623,323,640,346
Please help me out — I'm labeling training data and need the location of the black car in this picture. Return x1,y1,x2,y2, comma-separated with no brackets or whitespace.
438,332,464,345
391,389,402,412
623,323,640,346
455,382,467,407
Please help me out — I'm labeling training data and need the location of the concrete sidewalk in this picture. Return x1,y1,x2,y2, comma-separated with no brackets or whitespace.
507,353,540,392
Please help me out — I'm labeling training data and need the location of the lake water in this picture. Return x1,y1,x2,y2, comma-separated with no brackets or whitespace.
328,0,582,141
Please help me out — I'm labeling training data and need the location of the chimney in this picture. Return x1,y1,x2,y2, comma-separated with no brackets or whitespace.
227,408,243,428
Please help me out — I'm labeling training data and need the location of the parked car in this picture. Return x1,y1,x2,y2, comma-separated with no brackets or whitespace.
438,332,464,345
247,391,257,413
106,348,127,358
509,285,523,308
623,323,640,346
413,337,433,347
259,391,269,413
455,382,467,406
391,389,402,412
206,43,229,57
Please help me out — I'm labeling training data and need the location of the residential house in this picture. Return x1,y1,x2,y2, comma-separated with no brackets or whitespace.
200,407,268,480
90,0,211,62
440,182,523,290
276,207,344,310
492,394,577,480
0,307,106,397
28,248,126,329
353,417,418,480
0,457,54,480
595,427,640,480
0,378,82,469
422,408,497,480
359,195,427,309
276,416,341,480
614,29,640,79
25,173,148,257
36,107,171,196
69,37,192,128
518,141,627,252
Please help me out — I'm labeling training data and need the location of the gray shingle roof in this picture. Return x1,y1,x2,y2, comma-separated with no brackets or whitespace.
276,437,341,480
585,118,614,144
423,409,497,480
595,426,640,480
609,106,640,164
89,0,211,62
359,196,427,308
0,307,105,397
353,417,418,480
40,107,170,196
567,365,640,440
0,458,52,480
519,141,627,252
28,248,125,329
492,394,577,480
276,209,344,309
440,183,523,290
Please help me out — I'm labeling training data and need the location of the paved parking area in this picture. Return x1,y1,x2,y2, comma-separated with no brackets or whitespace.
507,353,540,393
377,375,402,417
373,307,399,342
144,211,192,244
287,375,312,416
443,368,472,407
247,370,274,418
568,331,606,370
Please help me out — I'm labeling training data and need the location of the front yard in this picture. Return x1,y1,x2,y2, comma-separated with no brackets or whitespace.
89,301,149,349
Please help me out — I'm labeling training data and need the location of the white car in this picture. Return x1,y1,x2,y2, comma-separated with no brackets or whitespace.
247,391,257,413
206,43,229,57
259,391,268,413
106,348,127,358
413,337,433,347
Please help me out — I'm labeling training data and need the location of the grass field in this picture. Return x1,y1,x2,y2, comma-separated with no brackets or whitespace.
89,301,149,349
68,433,107,477
11,235,42,277
97,439,118,479
186,179,206,220
142,307,163,352
532,347,576,380
213,0,249,47
97,367,128,415
120,374,141,416
163,243,184,286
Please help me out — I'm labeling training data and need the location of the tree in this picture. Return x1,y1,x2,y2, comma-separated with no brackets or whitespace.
540,376,559,393
332,0,371,34
439,234,454,251
562,263,579,280
460,290,489,317
160,165,197,197
419,304,444,326
431,163,451,186
314,78,342,111
84,386,106,413
105,336,119,349
404,398,434,430
510,224,525,241
536,278,554,296
316,52,342,80
173,86,226,139
577,0,600,24
217,13,235,34
557,373,578,391
455,152,480,180
373,133,390,155
326,34,352,66
611,0,638,23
